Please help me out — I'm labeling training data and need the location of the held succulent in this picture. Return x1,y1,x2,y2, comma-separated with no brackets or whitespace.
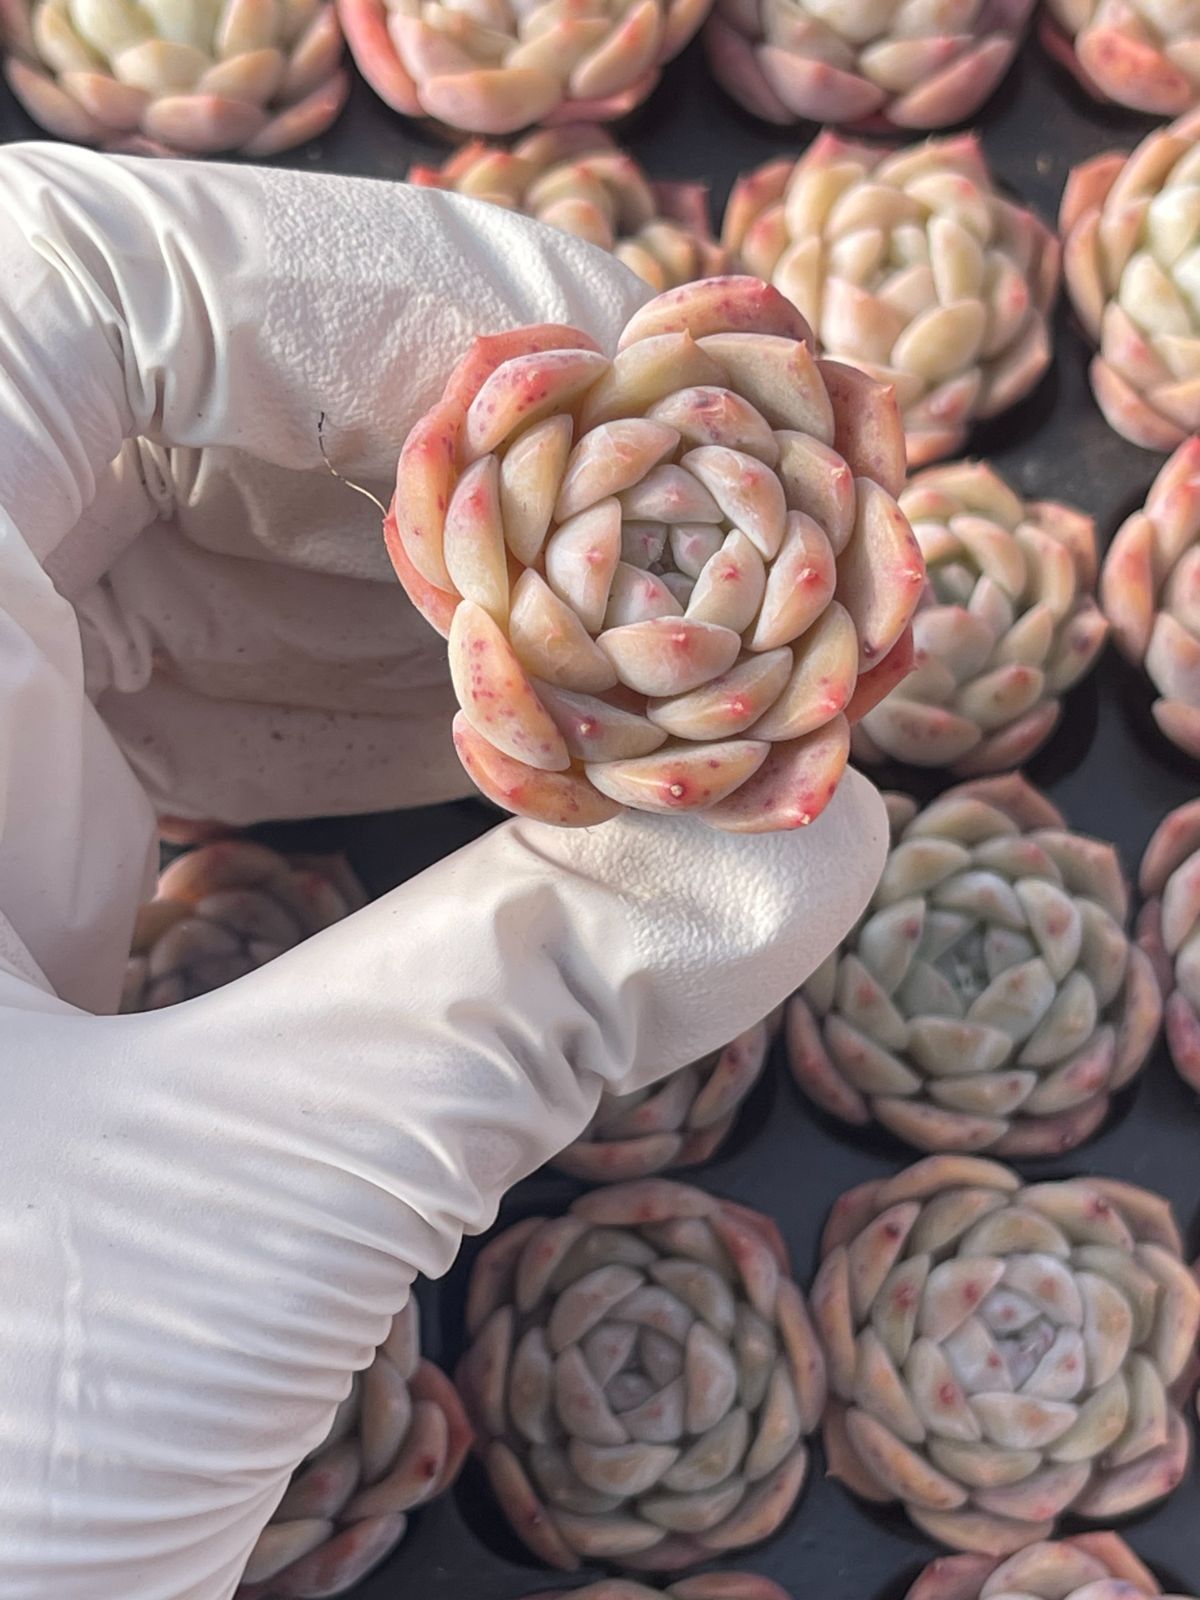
336,0,710,135
524,1580,793,1599
1041,0,1200,117
1,0,348,155
456,1179,826,1570
238,1299,472,1599
554,1020,771,1182
1061,114,1200,452
853,462,1108,775
408,126,729,293
705,0,1034,132
1138,797,1200,1095
1100,438,1200,760
812,1155,1200,1555
906,1532,1195,1600
788,776,1162,1157
121,839,364,1012
386,275,923,831
723,135,1060,469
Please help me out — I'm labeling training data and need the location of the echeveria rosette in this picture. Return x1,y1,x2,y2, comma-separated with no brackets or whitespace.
1138,797,1200,1094
723,135,1060,469
705,0,1034,133
524,1580,793,1599
238,1298,472,1599
409,126,729,294
1041,0,1200,117
812,1156,1200,1556
555,1020,771,1182
336,0,710,135
1061,115,1200,452
1,0,348,155
853,462,1108,775
121,839,365,1012
1100,438,1200,760
788,777,1162,1157
386,275,923,832
456,1179,826,1571
907,1532,1195,1600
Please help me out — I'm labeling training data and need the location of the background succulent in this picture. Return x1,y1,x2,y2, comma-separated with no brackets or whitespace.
336,0,710,134
555,1020,772,1182
705,0,1034,132
1061,113,1200,451
524,1579,793,1598
905,1531,1193,1600
1138,797,1200,1095
1041,0,1200,117
238,1298,472,1598
409,125,729,293
788,776,1161,1156
1,0,347,154
386,275,923,832
722,134,1059,469
1100,438,1200,761
457,1179,826,1570
121,839,364,1012
853,462,1107,775
812,1154,1200,1555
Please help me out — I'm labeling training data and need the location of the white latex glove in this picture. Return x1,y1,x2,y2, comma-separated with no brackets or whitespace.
0,144,890,1599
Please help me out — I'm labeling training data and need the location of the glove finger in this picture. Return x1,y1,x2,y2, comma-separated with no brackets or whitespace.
0,143,650,562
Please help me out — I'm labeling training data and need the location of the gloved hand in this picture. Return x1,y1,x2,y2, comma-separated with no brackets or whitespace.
0,144,890,1600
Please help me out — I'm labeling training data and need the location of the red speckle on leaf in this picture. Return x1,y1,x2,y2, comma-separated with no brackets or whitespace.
937,1382,958,1408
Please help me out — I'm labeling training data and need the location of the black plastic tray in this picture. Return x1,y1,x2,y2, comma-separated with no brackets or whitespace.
3,30,1199,1599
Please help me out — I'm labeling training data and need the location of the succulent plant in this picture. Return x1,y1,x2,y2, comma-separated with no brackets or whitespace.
554,1020,771,1182
121,839,364,1012
1,0,347,155
336,0,710,135
1041,0,1200,117
705,0,1034,132
812,1154,1200,1555
238,1298,472,1599
385,275,923,831
1100,438,1200,760
457,1179,826,1570
788,777,1162,1157
852,461,1108,775
408,126,729,294
523,1579,793,1599
723,135,1060,470
1138,797,1200,1095
906,1531,1194,1600
1061,113,1200,451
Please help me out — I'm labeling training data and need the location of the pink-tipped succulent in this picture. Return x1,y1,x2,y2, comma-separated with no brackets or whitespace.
1041,0,1200,117
409,125,729,293
853,461,1108,774
705,0,1034,132
121,839,364,1012
386,275,923,832
813,1154,1200,1555
524,1580,794,1599
906,1532,1194,1600
555,1019,771,1181
1,0,348,155
1100,438,1200,758
788,776,1162,1157
723,135,1060,469
457,1179,825,1570
1061,115,1200,452
336,0,710,135
238,1298,472,1599
1138,797,1200,1095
